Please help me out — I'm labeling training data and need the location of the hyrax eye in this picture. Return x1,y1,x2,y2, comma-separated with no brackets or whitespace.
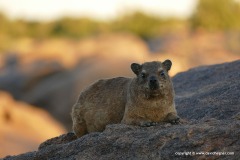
160,71,165,76
141,73,146,78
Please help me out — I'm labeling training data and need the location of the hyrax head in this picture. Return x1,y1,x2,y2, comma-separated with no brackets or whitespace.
131,60,172,97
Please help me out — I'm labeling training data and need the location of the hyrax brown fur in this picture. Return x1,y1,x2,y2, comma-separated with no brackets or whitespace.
72,60,180,137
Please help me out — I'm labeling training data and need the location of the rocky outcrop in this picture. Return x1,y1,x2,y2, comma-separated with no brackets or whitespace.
3,60,240,160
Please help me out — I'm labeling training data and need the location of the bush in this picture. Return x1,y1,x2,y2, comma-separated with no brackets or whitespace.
190,0,240,31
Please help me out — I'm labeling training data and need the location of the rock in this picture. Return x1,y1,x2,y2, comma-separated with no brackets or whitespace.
173,60,240,121
3,60,240,160
38,132,77,150
0,92,66,158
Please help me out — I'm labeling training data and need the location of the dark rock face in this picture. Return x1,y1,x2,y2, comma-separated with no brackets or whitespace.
173,60,240,121
3,60,240,160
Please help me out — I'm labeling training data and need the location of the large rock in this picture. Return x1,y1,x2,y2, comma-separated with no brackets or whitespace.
173,60,240,121
0,92,66,158
3,60,240,160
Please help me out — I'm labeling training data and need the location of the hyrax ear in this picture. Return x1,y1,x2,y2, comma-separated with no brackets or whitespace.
131,63,142,75
163,59,172,71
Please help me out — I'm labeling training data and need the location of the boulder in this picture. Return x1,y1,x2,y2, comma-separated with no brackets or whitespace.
0,92,66,158
3,60,240,160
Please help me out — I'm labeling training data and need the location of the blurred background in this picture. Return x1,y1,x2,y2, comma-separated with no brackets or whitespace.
0,0,240,157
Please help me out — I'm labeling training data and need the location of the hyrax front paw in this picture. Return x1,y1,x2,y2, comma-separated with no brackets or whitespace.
140,122,158,127
165,113,180,125
169,117,180,124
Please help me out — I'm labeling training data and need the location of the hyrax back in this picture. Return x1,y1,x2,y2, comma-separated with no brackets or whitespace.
72,77,130,137
72,60,179,137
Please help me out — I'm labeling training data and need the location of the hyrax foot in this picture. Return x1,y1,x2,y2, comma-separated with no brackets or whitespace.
169,117,180,124
165,113,180,125
140,122,158,127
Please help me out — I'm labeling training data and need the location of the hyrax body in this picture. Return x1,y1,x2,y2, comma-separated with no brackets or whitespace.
72,60,180,137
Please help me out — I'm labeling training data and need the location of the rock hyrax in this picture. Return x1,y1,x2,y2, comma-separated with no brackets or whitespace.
72,60,180,137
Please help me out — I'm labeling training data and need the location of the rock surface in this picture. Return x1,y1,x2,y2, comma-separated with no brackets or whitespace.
3,60,240,160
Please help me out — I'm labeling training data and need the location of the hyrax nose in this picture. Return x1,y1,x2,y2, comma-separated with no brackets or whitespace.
149,76,157,83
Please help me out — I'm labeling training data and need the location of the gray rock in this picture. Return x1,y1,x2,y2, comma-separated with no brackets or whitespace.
173,60,240,121
3,60,240,160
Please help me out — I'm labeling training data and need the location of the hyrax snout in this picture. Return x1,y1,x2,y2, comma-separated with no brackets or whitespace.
72,60,180,137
